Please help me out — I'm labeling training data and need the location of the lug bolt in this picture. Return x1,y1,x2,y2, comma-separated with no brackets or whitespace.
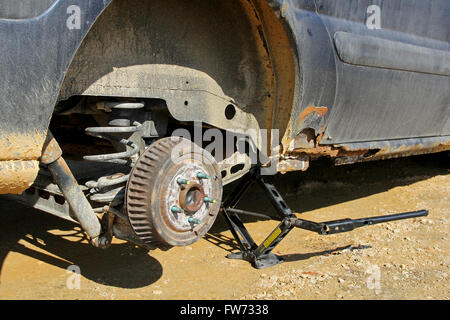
171,206,184,214
204,196,216,204
197,172,210,180
188,217,201,224
177,178,190,185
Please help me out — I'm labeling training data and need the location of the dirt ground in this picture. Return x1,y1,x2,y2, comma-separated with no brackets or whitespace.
0,153,448,300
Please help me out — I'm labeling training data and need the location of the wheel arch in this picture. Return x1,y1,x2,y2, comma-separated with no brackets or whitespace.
57,0,297,139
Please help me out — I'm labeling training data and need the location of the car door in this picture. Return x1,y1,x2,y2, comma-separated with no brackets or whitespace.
314,0,450,145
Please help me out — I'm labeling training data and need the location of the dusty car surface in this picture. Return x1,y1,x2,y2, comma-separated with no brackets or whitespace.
0,0,448,266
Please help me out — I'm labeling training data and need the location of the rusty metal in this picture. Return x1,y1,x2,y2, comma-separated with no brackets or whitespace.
292,128,316,149
83,101,145,205
297,106,329,127
282,134,450,169
84,102,144,165
250,0,297,151
285,105,330,151
126,137,222,248
277,158,309,173
334,136,450,165
179,182,206,215
338,136,450,155
47,155,102,241
40,132,63,165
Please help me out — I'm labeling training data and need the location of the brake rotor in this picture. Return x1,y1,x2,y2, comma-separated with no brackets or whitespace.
126,137,222,248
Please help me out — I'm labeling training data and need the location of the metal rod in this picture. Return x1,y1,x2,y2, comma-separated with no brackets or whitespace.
222,172,254,208
294,210,429,235
352,210,428,226
47,157,102,240
222,210,252,252
226,208,275,221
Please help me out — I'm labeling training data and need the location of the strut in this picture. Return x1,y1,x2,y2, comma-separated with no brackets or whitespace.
221,167,428,269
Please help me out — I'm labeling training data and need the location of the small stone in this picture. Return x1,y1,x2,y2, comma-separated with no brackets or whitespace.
338,278,345,283
152,290,162,295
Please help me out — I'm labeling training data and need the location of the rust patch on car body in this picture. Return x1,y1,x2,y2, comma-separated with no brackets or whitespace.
297,105,328,126
335,137,450,165
284,136,450,171
283,106,330,153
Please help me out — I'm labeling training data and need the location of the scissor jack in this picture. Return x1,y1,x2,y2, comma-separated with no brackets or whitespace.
221,168,428,269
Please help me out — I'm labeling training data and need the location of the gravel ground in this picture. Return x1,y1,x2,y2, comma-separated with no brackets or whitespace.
0,152,448,300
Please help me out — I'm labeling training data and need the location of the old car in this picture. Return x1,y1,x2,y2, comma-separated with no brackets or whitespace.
0,0,448,268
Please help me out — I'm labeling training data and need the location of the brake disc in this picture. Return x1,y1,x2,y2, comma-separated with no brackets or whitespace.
126,137,222,248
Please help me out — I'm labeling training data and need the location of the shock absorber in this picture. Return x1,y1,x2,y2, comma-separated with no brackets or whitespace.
84,102,145,204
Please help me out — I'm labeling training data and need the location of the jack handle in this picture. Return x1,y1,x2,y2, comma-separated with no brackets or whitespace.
293,210,429,235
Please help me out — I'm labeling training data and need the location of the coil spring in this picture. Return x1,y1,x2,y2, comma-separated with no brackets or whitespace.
84,102,144,204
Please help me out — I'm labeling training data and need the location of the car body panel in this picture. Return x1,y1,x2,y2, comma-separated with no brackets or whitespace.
0,0,112,192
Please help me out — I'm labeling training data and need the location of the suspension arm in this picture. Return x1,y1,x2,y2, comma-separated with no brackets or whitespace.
42,132,105,247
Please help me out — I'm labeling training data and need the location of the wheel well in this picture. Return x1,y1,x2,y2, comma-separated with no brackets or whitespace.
57,0,295,135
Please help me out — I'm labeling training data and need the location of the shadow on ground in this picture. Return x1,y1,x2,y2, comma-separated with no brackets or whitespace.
0,203,162,288
203,230,372,264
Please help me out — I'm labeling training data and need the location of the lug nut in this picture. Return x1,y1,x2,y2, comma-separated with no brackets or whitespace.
188,217,201,224
204,196,216,204
171,206,184,214
197,172,210,180
177,178,190,185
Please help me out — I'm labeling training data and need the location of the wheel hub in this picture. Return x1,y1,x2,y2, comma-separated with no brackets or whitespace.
164,165,214,231
126,137,223,248
179,182,205,214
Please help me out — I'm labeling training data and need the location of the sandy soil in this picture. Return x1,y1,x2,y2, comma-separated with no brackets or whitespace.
0,153,448,300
